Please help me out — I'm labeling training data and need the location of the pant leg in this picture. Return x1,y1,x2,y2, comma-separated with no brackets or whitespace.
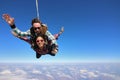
36,52,42,59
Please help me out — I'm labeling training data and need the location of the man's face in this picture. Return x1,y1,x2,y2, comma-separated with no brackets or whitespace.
33,23,42,34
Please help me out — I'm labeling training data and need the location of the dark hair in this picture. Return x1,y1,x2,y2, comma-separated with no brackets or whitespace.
33,34,49,50
35,34,48,43
30,27,35,37
30,18,47,50
31,18,41,25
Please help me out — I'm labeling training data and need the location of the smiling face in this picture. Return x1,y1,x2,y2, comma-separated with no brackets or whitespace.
36,36,45,49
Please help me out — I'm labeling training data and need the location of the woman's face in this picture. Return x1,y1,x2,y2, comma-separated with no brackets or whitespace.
36,36,45,48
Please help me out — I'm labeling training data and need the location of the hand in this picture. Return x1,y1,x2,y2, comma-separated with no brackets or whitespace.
59,27,64,35
2,14,14,26
60,27,64,33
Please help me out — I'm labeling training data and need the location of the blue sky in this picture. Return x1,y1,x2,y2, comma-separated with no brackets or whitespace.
0,0,120,63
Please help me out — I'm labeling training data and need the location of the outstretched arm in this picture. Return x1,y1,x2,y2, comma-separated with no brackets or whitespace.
2,14,31,37
54,27,64,39
11,31,31,44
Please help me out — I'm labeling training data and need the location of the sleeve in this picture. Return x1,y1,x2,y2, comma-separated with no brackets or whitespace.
46,30,58,45
12,27,31,37
19,37,31,44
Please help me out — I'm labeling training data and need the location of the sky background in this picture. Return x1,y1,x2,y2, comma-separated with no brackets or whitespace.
0,0,120,63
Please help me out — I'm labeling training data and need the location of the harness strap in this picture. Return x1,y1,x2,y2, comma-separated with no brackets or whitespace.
36,0,40,19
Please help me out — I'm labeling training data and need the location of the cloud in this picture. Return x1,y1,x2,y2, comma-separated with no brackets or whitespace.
100,72,120,80
87,71,98,78
0,63,119,80
0,70,12,75
80,69,88,73
32,69,42,74
58,72,72,78
79,69,120,80
14,68,27,75
0,68,28,80
79,69,98,78
45,74,54,79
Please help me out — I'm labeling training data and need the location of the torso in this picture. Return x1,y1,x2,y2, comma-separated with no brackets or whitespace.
35,46,49,55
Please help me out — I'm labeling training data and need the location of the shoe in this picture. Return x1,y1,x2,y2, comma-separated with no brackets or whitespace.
36,53,42,59
48,52,55,56
51,49,58,54
51,44,58,54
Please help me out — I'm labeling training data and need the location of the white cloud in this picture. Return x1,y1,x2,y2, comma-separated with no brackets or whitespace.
0,69,28,80
87,71,98,78
56,72,72,79
32,69,42,74
101,72,120,80
0,63,119,80
0,74,27,80
14,68,27,75
79,69,119,80
80,69,88,74
27,78,40,80
102,73,115,77
0,70,12,75
80,75,87,79
79,69,98,78
46,74,54,79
